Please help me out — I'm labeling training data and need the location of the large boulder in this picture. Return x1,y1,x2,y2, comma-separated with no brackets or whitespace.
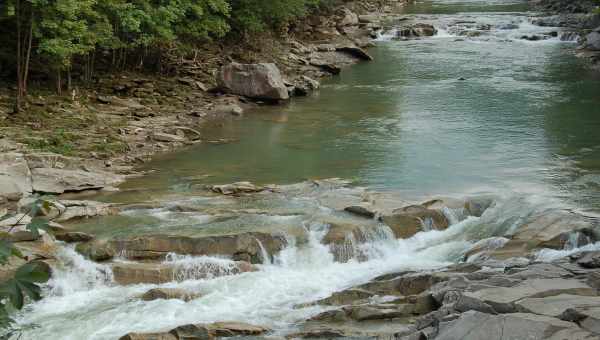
586,29,600,51
380,205,449,239
489,210,596,259
397,24,437,38
0,153,32,198
217,63,289,100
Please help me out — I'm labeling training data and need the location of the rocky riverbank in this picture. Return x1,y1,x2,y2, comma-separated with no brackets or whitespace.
0,0,414,214
531,0,600,69
6,178,600,339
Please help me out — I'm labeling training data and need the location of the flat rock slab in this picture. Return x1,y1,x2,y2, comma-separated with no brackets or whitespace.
31,168,122,194
465,278,596,306
437,311,591,340
517,294,600,318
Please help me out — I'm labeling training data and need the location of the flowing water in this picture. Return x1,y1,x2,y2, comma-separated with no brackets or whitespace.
15,0,600,339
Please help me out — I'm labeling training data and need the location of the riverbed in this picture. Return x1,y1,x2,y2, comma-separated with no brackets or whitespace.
15,0,600,339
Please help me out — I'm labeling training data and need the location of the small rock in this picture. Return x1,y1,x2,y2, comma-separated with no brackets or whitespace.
141,288,199,302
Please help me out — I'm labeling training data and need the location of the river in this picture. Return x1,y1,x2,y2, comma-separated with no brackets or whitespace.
15,0,600,339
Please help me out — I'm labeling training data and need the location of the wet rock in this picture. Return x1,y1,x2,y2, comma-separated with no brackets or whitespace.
396,24,437,38
358,272,446,296
207,322,269,337
464,197,494,217
586,29,600,51
520,34,549,41
344,205,376,218
121,322,268,340
112,260,256,285
209,182,265,195
169,324,212,340
309,58,342,75
463,237,509,262
436,311,587,340
287,328,349,338
336,46,373,61
577,251,600,268
293,76,320,96
119,333,177,340
111,232,286,264
214,103,244,116
315,288,376,306
218,63,289,101
75,240,116,261
141,288,199,302
52,200,118,222
380,205,449,239
55,231,94,243
491,211,595,258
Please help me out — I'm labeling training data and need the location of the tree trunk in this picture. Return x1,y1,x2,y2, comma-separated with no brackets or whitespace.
15,0,22,113
23,6,34,95
67,67,71,91
56,70,62,95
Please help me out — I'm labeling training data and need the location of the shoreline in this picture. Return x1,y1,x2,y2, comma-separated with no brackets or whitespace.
0,0,412,212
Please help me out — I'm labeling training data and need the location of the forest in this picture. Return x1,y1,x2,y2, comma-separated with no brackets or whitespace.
0,0,335,111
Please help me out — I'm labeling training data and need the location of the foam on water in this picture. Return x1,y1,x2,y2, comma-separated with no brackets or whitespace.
16,212,483,340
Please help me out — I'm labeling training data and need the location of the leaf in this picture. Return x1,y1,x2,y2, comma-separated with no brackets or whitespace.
0,302,14,331
0,280,23,310
15,262,51,284
25,218,50,238
0,241,17,265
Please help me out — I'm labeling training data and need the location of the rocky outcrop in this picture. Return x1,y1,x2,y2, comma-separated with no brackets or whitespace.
396,23,438,38
217,63,289,101
120,322,269,340
112,260,256,285
208,182,266,195
108,232,287,264
434,311,593,340
585,27,600,50
299,251,600,340
380,204,449,239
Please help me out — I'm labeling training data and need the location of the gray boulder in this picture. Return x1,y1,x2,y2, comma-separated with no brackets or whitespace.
586,29,600,50
436,311,591,340
217,63,289,100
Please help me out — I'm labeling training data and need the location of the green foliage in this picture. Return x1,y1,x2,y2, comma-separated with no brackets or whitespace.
0,199,52,333
0,0,334,91
229,0,325,33
24,128,76,155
